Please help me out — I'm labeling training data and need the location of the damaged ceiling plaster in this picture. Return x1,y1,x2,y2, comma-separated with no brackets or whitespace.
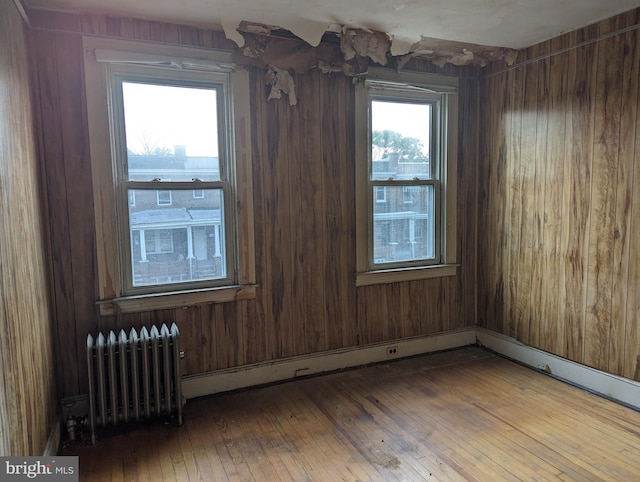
234,21,517,71
233,22,517,105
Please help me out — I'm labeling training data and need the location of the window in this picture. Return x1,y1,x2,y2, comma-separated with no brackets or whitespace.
402,186,417,204
355,68,458,286
144,229,174,254
157,190,172,206
84,38,255,314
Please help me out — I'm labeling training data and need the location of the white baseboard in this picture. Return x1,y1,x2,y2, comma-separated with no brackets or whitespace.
182,328,477,399
182,326,640,413
42,420,60,456
476,327,640,411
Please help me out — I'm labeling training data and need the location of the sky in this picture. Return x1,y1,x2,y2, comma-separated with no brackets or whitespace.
121,82,431,160
122,82,219,157
371,100,431,156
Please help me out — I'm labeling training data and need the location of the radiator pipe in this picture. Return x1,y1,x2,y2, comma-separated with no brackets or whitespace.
66,415,76,442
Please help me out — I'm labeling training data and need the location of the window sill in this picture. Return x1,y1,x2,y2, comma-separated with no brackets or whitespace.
98,284,257,316
355,264,458,287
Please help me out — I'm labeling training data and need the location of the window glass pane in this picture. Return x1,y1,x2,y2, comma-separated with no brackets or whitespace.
145,229,173,254
157,190,172,205
122,82,220,181
372,185,435,264
371,100,431,180
129,188,226,286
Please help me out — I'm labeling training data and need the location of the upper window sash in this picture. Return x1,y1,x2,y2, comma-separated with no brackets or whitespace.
367,88,442,181
108,66,232,183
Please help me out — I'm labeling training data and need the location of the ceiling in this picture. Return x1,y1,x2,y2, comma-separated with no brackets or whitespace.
24,0,640,55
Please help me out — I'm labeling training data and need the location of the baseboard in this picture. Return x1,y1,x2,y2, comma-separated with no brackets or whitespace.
476,327,640,412
42,420,60,456
182,326,640,412
182,327,477,399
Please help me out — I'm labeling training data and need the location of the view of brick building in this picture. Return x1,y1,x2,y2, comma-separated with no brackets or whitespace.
127,146,225,286
371,151,435,264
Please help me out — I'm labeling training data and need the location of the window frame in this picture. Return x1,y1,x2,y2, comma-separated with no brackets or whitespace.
156,190,173,206
355,68,459,286
111,69,234,295
193,189,205,199
83,37,256,314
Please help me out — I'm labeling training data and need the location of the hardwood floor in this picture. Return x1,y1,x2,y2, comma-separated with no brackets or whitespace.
63,347,640,481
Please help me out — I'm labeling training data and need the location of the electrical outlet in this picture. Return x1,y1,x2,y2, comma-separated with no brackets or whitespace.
386,346,398,357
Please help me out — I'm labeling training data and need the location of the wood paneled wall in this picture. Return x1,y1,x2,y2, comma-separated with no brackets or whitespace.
478,9,640,379
28,11,479,398
0,1,58,455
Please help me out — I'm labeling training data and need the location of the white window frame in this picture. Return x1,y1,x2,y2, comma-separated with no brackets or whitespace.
156,190,172,206
83,37,255,314
355,68,459,286
193,189,205,199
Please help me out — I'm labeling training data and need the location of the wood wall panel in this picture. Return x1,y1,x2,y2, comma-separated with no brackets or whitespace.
479,8,640,378
505,63,524,340
33,30,79,396
0,1,58,455
585,17,624,371
28,10,478,397
562,27,598,363
477,62,508,334
610,17,639,375
541,36,569,356
457,77,480,328
529,43,549,350
516,51,539,346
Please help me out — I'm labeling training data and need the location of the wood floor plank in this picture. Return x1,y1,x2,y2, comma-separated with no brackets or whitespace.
432,369,616,481
484,362,640,452
397,373,566,480
435,360,640,479
266,387,357,481
361,381,515,481
330,358,497,479
64,347,640,481
307,381,434,481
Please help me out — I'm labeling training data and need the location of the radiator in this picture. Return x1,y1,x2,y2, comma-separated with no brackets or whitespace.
86,323,183,444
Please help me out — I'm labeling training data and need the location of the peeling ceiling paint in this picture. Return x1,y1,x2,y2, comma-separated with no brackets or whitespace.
233,22,519,75
24,0,640,54
400,37,518,68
